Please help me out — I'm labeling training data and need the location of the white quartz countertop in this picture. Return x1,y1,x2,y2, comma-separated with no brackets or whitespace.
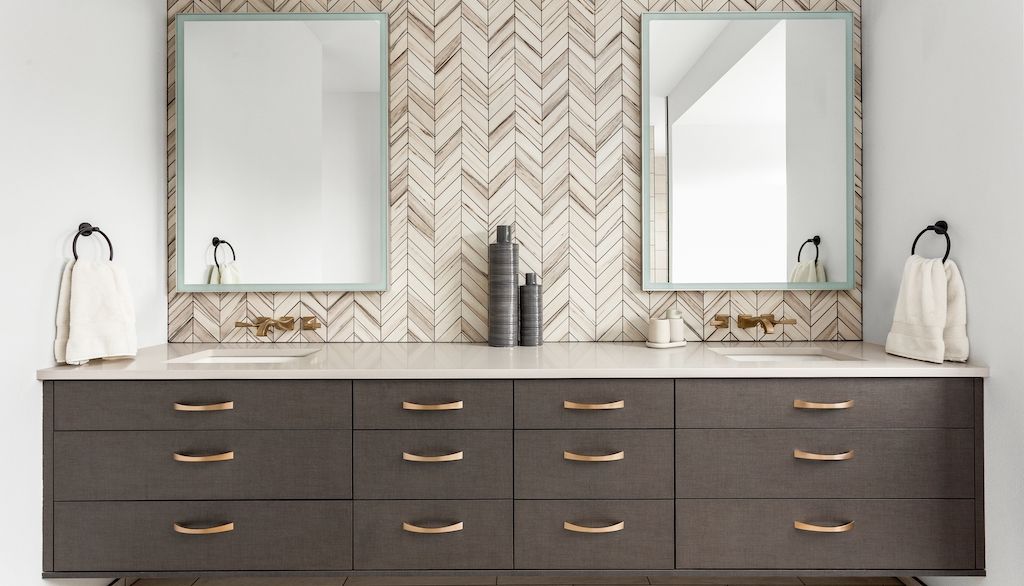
36,342,988,380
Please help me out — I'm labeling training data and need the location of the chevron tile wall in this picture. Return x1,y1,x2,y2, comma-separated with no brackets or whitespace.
166,0,863,343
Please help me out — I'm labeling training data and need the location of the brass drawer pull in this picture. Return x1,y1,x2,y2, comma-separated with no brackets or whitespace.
402,451,464,463
794,520,855,533
402,521,464,534
402,400,464,411
794,449,854,461
173,401,234,412
563,400,625,410
793,399,854,410
173,522,234,535
563,521,625,534
564,450,625,462
173,451,234,463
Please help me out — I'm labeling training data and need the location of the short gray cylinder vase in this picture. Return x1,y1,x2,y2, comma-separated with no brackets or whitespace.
487,225,519,347
519,273,542,346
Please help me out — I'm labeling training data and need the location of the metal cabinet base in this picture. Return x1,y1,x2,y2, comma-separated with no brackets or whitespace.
42,377,985,578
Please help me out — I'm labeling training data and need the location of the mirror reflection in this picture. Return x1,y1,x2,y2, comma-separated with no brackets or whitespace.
644,14,853,290
177,14,388,291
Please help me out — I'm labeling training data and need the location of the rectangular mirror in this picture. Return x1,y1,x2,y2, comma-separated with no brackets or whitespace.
175,13,388,292
642,12,854,291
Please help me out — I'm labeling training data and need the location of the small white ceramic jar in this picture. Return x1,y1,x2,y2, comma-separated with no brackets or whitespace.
648,318,671,344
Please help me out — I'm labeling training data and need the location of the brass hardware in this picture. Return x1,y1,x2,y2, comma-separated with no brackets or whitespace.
301,316,322,331
173,522,235,535
402,521,464,534
793,449,854,461
234,316,296,337
564,450,625,462
794,399,855,410
736,314,797,335
402,451,464,463
563,521,625,534
563,400,625,410
402,400,464,411
173,451,235,463
709,314,730,329
794,520,855,533
173,401,234,412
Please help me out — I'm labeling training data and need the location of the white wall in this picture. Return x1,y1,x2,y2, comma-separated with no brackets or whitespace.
862,1,1024,584
0,1,166,585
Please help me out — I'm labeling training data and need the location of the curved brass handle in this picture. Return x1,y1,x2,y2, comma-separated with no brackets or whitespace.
564,450,625,462
402,521,464,534
794,520,855,533
173,451,234,463
402,400,464,411
173,522,234,535
174,401,234,412
402,451,464,463
563,521,625,534
563,400,625,410
794,399,854,410
794,449,854,461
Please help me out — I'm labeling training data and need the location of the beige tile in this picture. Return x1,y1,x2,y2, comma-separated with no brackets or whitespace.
499,579,647,585
194,579,345,585
649,578,801,585
800,579,902,586
348,578,495,586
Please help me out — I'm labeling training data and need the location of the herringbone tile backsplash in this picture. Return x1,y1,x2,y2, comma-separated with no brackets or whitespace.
166,0,863,343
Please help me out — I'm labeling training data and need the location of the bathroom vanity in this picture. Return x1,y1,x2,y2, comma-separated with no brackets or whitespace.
37,342,985,579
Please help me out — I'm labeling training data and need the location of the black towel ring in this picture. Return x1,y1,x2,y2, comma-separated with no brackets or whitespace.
797,235,821,264
72,222,113,261
212,237,237,270
910,220,950,262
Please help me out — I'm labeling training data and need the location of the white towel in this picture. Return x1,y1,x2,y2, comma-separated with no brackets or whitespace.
790,260,827,283
885,255,950,364
208,262,241,285
55,259,137,365
943,260,969,362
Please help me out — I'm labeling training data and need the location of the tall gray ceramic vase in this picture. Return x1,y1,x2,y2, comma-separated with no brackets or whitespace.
488,225,519,347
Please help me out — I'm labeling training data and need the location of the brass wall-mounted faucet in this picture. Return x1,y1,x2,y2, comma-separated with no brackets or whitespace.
736,314,797,335
235,316,296,337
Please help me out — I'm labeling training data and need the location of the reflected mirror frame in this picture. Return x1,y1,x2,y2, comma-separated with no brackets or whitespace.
640,11,855,292
174,12,390,293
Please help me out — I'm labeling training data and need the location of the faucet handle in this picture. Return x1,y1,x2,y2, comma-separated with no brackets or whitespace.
709,314,730,328
763,314,797,326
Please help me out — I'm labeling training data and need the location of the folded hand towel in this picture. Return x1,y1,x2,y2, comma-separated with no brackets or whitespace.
790,260,827,283
61,259,137,365
218,261,241,284
885,255,948,364
943,260,969,362
53,260,75,363
207,264,220,285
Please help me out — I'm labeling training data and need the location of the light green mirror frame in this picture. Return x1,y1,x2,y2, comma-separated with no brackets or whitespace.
641,11,855,292
174,12,389,293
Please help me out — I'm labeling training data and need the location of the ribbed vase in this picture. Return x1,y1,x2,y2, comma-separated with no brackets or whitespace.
519,273,542,346
487,225,519,347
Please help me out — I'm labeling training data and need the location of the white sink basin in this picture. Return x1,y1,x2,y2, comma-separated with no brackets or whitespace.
167,348,320,365
711,347,862,363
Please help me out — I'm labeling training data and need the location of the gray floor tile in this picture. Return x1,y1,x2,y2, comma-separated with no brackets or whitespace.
799,579,903,586
498,578,648,585
193,579,346,585
129,579,198,586
649,579,802,585
346,577,496,586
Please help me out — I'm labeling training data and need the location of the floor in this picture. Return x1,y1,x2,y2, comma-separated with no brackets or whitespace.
121,576,916,586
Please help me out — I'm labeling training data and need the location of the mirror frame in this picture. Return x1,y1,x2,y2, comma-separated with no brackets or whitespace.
174,12,390,293
641,11,855,292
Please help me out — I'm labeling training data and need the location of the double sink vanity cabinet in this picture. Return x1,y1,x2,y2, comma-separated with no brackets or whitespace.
37,343,986,579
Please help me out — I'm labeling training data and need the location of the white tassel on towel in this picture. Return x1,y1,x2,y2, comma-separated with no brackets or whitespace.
885,255,968,364
790,260,827,283
55,259,137,365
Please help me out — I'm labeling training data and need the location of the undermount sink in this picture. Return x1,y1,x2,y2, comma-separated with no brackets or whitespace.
167,348,320,365
710,347,862,363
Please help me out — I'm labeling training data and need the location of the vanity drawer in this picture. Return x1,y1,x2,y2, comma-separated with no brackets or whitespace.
53,500,352,571
515,500,674,569
676,429,974,498
676,499,976,570
54,430,351,501
515,430,673,499
354,380,512,429
354,430,512,499
676,378,975,428
53,380,352,430
515,379,674,429
353,500,512,569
